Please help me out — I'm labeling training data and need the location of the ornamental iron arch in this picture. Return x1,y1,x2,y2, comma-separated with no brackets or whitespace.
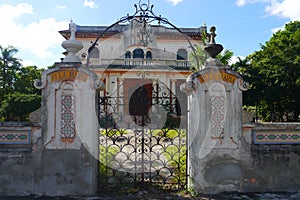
87,0,204,69
95,0,196,191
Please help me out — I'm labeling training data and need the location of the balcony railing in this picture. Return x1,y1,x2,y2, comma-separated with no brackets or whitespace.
88,58,191,68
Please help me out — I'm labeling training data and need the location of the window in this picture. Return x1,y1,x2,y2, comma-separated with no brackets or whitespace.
90,47,100,58
125,51,131,58
133,48,144,58
177,49,187,60
146,51,152,59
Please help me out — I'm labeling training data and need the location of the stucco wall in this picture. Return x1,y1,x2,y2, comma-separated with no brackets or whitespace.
0,123,98,196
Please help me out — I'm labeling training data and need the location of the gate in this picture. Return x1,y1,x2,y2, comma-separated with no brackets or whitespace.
98,80,187,191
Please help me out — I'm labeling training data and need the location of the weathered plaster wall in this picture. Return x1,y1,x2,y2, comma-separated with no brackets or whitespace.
240,123,300,192
184,64,300,194
0,62,102,196
0,123,98,196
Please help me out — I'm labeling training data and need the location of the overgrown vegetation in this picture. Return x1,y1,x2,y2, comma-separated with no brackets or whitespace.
234,21,300,122
0,45,43,121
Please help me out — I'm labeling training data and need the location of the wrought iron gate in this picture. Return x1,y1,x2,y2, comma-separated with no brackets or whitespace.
98,80,187,191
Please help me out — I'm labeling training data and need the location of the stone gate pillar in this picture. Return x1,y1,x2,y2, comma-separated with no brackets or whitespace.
181,27,248,194
34,21,104,195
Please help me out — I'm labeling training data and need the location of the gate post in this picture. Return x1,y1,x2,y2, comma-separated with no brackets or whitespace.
34,21,104,196
181,27,248,194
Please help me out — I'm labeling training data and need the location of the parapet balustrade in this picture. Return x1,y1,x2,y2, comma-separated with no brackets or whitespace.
87,58,190,68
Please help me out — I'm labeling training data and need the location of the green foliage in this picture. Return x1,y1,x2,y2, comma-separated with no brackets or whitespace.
189,44,209,71
190,45,234,71
14,66,43,94
163,145,187,184
0,92,41,121
216,49,234,65
239,21,300,121
0,45,43,121
0,45,21,99
100,129,130,136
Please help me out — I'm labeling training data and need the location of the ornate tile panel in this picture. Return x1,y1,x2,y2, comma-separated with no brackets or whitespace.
253,130,300,144
0,130,30,145
61,94,76,143
211,96,225,139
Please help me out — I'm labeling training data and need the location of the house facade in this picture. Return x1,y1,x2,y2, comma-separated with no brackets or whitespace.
59,21,206,123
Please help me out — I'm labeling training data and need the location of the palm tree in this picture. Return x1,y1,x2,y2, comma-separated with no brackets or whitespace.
189,44,209,71
0,45,21,92
216,49,234,66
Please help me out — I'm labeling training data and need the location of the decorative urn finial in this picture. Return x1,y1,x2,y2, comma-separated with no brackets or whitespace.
61,20,83,63
204,26,223,59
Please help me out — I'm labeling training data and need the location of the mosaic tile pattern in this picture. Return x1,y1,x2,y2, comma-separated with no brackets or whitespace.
61,95,76,142
211,96,225,138
0,131,30,144
253,130,300,144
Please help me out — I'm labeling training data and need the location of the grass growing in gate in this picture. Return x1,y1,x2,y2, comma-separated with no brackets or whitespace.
100,128,131,137
163,145,187,184
99,128,188,189
152,128,187,185
151,129,186,139
99,145,120,182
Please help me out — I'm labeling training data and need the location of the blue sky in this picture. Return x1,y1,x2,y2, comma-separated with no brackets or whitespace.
0,0,299,68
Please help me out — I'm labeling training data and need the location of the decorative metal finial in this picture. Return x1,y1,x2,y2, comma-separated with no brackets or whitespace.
87,0,197,68
139,0,150,11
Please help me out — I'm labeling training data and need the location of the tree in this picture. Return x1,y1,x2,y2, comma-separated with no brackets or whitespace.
190,46,234,70
240,21,300,121
0,45,43,122
0,92,41,121
189,44,209,71
0,45,21,100
216,49,234,66
14,66,43,95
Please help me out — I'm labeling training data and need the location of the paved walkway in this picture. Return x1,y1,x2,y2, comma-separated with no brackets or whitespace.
1,191,300,200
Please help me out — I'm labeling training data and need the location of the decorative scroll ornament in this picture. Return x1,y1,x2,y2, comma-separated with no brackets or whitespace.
238,78,249,91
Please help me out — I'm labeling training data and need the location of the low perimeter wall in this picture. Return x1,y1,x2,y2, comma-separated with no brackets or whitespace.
241,122,300,192
0,122,299,196
0,122,98,196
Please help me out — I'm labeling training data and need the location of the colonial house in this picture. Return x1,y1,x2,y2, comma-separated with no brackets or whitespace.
59,21,206,127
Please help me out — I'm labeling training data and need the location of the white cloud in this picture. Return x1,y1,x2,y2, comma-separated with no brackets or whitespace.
21,59,35,67
56,5,66,9
166,0,183,6
0,3,33,21
235,0,300,20
271,24,285,33
236,0,260,7
229,55,245,65
265,0,300,21
84,0,98,9
0,3,68,63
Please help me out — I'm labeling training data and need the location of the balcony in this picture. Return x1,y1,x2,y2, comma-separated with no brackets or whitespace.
87,58,191,70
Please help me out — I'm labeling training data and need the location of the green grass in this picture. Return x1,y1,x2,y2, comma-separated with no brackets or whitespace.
100,129,131,137
163,145,187,184
99,145,120,177
151,129,186,139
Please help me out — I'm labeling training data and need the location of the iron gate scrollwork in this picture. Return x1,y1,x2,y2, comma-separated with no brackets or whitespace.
98,80,187,191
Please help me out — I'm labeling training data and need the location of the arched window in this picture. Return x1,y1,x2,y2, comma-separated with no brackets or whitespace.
90,47,100,58
146,51,152,59
125,51,131,58
133,48,144,59
177,49,187,60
